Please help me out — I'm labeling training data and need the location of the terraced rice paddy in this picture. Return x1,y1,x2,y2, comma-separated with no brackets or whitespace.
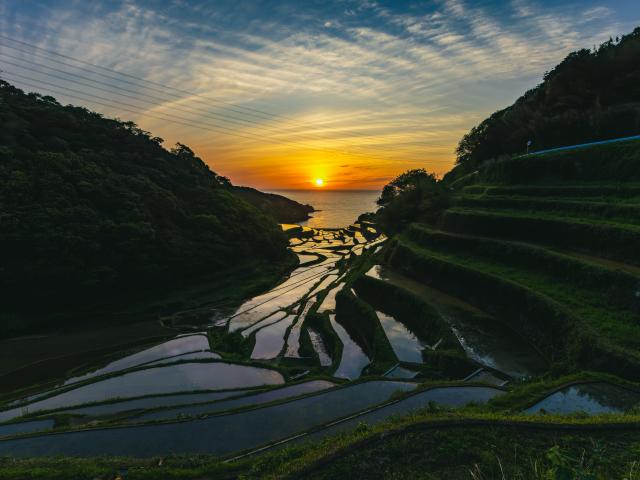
365,265,547,378
250,315,297,359
375,310,426,363
3,177,638,465
0,381,417,457
131,380,337,422
300,385,504,444
0,420,54,439
525,382,640,415
329,314,370,379
1,362,284,422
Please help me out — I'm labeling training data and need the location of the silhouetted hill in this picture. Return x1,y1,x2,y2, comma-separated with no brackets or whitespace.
0,80,290,327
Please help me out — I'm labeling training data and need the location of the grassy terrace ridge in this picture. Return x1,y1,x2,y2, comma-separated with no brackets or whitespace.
456,195,640,224
461,183,640,198
442,207,640,265
462,183,640,205
405,224,639,310
389,238,640,376
394,235,639,350
445,206,640,232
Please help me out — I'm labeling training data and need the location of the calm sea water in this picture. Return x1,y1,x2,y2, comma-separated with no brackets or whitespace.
270,190,380,228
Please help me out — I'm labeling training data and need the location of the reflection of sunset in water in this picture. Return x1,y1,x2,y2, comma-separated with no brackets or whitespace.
270,190,379,228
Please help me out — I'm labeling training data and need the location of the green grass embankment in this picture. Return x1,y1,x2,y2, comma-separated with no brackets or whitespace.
388,238,640,378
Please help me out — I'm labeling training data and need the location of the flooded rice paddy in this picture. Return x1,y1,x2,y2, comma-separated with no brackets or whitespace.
0,381,415,457
366,265,547,379
250,315,297,359
59,389,254,417
132,380,336,423
329,314,370,379
1,363,284,422
526,382,640,414
375,311,426,363
0,419,54,439
1,220,596,459
300,385,503,445
60,334,213,387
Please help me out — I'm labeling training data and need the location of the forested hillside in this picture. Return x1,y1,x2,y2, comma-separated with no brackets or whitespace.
0,80,290,322
453,27,640,173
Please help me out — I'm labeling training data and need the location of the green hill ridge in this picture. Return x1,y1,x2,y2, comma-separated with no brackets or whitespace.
0,80,295,336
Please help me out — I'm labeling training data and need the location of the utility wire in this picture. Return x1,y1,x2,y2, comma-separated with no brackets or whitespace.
0,53,444,155
3,72,453,165
0,36,447,149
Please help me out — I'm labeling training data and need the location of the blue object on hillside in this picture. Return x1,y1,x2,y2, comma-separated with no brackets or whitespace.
521,134,640,158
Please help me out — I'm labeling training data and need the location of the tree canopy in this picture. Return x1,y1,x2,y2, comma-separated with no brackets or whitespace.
376,169,449,232
454,27,640,171
0,80,289,316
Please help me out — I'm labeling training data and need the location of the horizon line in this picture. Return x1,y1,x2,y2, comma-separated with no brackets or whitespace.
267,188,381,192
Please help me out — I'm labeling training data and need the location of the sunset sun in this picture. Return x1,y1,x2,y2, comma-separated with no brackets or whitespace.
314,178,324,187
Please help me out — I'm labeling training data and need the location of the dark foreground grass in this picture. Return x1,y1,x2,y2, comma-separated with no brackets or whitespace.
4,414,640,480
301,422,640,480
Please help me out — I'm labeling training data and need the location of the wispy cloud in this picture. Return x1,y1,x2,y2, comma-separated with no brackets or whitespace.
1,0,637,189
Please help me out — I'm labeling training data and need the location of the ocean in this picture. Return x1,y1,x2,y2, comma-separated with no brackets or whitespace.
270,190,380,228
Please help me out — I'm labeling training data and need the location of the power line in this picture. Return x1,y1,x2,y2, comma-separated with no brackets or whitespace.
3,72,452,165
0,34,287,122
0,53,443,154
0,73,274,143
0,35,446,149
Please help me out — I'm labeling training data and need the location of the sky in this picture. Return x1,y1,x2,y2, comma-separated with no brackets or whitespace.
1,1,639,190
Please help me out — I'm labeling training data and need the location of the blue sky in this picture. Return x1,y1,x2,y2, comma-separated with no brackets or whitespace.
1,0,639,189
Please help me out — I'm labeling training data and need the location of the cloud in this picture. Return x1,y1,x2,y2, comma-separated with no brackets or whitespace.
582,6,614,22
1,0,636,189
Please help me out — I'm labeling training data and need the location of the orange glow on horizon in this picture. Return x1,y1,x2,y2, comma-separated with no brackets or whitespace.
186,144,458,191
159,120,461,191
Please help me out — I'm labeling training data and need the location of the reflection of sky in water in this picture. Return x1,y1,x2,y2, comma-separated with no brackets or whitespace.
62,390,251,418
0,381,417,457
366,266,547,378
251,315,296,359
376,311,425,363
135,380,337,422
302,386,503,445
1,363,284,421
308,328,332,366
318,282,345,313
62,335,212,386
270,190,379,228
526,383,640,414
0,419,54,438
330,315,370,380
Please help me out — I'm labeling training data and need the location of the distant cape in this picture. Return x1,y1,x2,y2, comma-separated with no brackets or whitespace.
232,186,315,223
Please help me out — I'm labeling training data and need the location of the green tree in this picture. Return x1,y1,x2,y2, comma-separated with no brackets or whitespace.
376,169,449,233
